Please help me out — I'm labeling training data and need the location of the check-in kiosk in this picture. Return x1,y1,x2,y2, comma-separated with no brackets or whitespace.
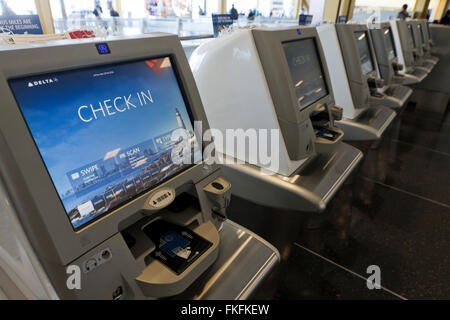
406,20,435,72
416,19,439,64
368,22,413,108
389,20,429,83
317,24,396,141
190,27,363,233
0,34,279,299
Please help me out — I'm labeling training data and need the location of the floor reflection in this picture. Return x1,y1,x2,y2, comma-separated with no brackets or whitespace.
278,97,450,299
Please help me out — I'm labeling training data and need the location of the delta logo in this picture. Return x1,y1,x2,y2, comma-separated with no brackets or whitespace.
27,78,58,88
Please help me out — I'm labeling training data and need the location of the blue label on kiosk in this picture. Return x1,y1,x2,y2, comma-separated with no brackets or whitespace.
212,14,233,37
299,14,313,26
337,15,347,23
0,15,43,34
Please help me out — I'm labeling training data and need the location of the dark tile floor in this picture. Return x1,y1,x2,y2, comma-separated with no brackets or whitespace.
278,94,450,300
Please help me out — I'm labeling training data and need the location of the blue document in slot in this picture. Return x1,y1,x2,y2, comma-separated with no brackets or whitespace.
160,231,191,258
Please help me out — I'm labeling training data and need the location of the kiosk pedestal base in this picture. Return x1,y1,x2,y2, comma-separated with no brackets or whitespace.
215,143,363,297
420,60,435,73
219,142,363,213
402,68,428,84
336,106,396,141
174,219,280,300
374,85,413,109
426,56,439,65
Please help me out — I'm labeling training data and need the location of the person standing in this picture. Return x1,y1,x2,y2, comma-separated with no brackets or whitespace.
198,5,205,16
230,4,238,20
440,10,450,25
247,9,255,21
110,7,120,17
93,5,103,18
397,4,410,20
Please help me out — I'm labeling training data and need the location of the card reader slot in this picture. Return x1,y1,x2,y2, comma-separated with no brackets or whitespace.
142,220,212,275
121,191,204,263
135,220,220,298
313,126,341,142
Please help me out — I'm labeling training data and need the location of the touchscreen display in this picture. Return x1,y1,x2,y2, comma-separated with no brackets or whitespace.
354,31,374,75
9,57,200,230
283,38,329,110
417,24,425,44
383,27,396,60
408,24,416,49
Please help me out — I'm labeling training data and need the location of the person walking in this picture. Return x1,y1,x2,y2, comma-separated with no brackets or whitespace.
440,9,450,25
230,4,238,20
398,4,410,20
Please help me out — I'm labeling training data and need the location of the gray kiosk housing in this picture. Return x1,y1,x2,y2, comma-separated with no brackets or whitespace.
0,34,278,299
335,24,381,108
368,22,413,108
387,20,427,83
370,22,403,85
333,23,396,140
191,26,363,214
416,20,439,64
399,20,416,68
189,26,363,264
395,20,429,80
406,20,435,72
247,26,363,210
252,27,338,161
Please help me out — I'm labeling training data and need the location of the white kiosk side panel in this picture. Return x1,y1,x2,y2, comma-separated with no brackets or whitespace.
316,24,358,119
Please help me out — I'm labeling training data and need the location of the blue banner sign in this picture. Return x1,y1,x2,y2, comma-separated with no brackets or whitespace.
0,15,43,34
212,14,233,37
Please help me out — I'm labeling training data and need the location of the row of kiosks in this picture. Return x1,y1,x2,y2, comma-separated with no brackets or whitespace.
0,35,280,299
187,20,435,271
190,27,364,262
389,19,438,84
187,18,435,294
317,23,398,141
0,18,435,300
317,20,436,142
368,20,437,103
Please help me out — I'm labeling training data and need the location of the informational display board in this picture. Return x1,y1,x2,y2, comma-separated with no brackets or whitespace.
212,14,233,37
0,15,43,34
299,14,313,26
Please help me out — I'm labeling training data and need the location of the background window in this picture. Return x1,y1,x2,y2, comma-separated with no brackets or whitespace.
50,0,299,37
353,0,416,21
0,0,37,16
226,0,298,18
427,0,440,21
